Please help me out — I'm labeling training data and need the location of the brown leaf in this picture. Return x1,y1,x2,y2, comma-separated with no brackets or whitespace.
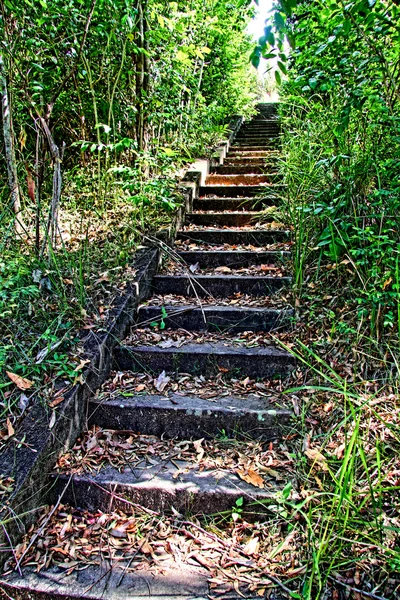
305,448,328,472
6,371,33,390
6,418,15,437
111,526,128,539
243,536,259,556
135,384,146,392
154,371,170,392
49,396,65,408
140,540,153,554
237,469,264,488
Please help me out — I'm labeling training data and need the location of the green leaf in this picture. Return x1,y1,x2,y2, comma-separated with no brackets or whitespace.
282,481,292,499
275,70,282,85
274,12,286,31
278,61,287,75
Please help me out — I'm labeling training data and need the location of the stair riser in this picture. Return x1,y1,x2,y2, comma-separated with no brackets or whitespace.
185,213,258,227
176,250,290,267
114,346,295,378
137,306,293,332
233,144,280,151
49,473,273,517
211,165,279,175
89,396,291,440
192,197,275,210
152,275,291,297
228,151,279,157
223,162,277,169
206,175,275,185
177,229,289,245
235,135,280,141
199,185,284,197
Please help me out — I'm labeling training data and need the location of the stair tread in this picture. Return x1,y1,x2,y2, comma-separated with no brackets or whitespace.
92,390,291,412
120,340,292,357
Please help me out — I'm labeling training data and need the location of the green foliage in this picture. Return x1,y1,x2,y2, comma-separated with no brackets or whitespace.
0,0,261,441
260,0,400,339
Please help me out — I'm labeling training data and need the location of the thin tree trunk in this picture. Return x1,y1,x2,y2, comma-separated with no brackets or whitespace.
0,52,23,234
135,0,149,151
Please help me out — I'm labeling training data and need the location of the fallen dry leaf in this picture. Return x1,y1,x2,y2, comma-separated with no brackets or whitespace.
49,396,65,408
154,371,171,393
237,468,264,488
243,536,259,556
6,418,15,437
6,371,33,391
305,448,329,472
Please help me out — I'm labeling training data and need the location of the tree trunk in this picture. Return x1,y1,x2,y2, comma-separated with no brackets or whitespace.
135,0,149,151
0,52,24,234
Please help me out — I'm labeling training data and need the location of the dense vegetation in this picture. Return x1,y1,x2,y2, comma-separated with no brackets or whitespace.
0,0,259,417
258,0,400,350
247,2,400,596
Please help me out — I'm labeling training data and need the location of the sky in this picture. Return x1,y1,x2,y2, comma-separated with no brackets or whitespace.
246,0,275,42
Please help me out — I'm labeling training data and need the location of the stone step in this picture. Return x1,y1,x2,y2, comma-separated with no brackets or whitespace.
192,196,276,210
240,124,280,131
224,156,280,165
232,142,280,149
49,461,278,517
211,164,278,175
152,274,291,297
175,249,290,267
228,150,280,157
177,228,289,245
114,341,295,377
231,148,281,155
137,304,293,333
205,174,276,185
0,564,228,600
89,390,292,439
199,185,284,197
235,134,280,141
185,212,262,227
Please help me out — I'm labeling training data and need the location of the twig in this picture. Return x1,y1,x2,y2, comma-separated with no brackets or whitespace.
83,565,112,595
1,523,22,576
14,474,72,571
116,531,153,587
328,576,390,600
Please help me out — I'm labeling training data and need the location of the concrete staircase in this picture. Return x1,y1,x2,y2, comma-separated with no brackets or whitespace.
0,103,294,599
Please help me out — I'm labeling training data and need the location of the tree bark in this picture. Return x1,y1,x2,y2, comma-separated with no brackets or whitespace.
0,51,23,234
135,0,149,151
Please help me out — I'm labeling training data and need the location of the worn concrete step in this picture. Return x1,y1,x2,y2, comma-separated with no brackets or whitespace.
205,174,276,185
89,391,292,439
0,564,230,600
211,165,268,173
185,212,264,227
175,250,290,267
240,124,280,131
211,165,278,175
224,156,280,165
228,150,280,158
177,228,290,245
115,341,294,378
137,304,293,333
231,149,281,156
235,134,280,142
152,274,291,297
232,142,280,149
192,197,276,210
199,185,284,197
49,461,279,517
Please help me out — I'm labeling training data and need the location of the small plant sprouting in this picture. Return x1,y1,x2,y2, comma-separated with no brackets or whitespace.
231,497,243,522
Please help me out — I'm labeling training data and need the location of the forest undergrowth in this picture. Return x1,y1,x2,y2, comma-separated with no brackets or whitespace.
0,0,261,450
1,0,400,598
